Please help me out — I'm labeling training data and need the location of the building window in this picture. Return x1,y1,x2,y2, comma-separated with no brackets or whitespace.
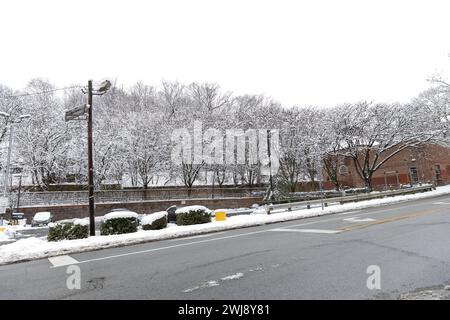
410,167,418,184
339,165,348,175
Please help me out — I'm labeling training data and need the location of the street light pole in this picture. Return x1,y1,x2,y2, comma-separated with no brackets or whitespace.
4,123,13,196
87,80,95,236
266,129,274,202
65,79,111,237
2,114,31,196
16,173,22,212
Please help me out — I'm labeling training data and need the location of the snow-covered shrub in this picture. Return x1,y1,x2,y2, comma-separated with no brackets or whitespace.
48,224,67,241
47,219,89,241
141,211,168,230
100,211,139,235
175,205,211,226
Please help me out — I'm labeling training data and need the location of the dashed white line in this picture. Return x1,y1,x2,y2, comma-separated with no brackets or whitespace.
221,273,244,281
182,280,219,293
183,272,245,293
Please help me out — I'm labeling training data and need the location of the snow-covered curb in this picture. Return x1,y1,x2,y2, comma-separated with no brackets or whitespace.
1,185,450,266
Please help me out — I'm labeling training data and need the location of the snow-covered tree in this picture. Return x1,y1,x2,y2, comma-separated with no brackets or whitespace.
333,101,437,190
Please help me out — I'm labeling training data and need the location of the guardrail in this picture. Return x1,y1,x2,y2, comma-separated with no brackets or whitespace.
265,185,434,213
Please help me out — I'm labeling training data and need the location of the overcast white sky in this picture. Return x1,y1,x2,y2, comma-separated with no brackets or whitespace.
0,0,449,107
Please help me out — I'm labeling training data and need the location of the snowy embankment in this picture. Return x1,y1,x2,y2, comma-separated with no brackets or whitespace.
1,185,450,265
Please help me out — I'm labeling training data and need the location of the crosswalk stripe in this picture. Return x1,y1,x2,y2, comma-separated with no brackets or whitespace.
48,255,79,267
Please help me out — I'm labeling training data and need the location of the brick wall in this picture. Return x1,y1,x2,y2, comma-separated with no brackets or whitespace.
15,187,264,206
16,197,263,222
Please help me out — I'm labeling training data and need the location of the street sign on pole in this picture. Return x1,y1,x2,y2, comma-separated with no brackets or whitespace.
64,104,87,122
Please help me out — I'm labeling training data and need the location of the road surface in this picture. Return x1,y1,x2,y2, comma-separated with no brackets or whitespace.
1,194,450,299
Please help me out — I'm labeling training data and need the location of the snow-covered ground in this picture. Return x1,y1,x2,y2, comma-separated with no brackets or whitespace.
1,185,450,265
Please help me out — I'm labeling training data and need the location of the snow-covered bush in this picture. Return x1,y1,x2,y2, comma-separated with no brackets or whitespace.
100,211,139,235
47,219,89,241
141,211,168,230
175,205,211,226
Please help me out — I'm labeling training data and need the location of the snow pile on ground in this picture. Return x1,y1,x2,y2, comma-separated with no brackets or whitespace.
175,205,212,215
251,207,268,215
0,232,10,241
141,211,168,226
0,227,16,241
1,184,450,265
103,211,139,221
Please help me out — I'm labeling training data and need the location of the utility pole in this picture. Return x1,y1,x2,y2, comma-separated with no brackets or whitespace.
64,79,111,236
318,162,325,210
267,129,274,202
0,113,31,209
87,80,95,236
4,123,13,195
16,173,22,212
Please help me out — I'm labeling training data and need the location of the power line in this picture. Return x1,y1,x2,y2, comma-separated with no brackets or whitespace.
0,85,83,100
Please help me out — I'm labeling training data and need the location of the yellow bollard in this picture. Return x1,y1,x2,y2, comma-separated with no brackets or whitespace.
215,211,227,221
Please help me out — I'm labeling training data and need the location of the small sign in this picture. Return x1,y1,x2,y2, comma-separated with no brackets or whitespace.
65,104,87,121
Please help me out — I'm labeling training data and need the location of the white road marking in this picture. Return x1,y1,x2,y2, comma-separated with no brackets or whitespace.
182,280,219,293
183,272,245,293
343,217,376,223
338,210,362,215
432,201,450,205
169,232,225,241
248,266,264,272
48,255,79,267
269,228,341,234
221,272,244,281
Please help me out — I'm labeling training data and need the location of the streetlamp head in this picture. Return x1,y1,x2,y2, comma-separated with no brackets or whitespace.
96,80,112,93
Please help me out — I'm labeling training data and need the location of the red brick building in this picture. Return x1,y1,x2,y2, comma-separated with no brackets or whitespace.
323,142,450,190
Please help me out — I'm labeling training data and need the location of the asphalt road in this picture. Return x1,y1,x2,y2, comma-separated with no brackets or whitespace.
1,194,450,300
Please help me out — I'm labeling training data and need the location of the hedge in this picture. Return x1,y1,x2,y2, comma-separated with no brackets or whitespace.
47,222,89,242
176,207,211,225
100,217,138,235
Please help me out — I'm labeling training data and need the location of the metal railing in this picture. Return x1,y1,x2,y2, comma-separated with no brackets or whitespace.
265,185,434,213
